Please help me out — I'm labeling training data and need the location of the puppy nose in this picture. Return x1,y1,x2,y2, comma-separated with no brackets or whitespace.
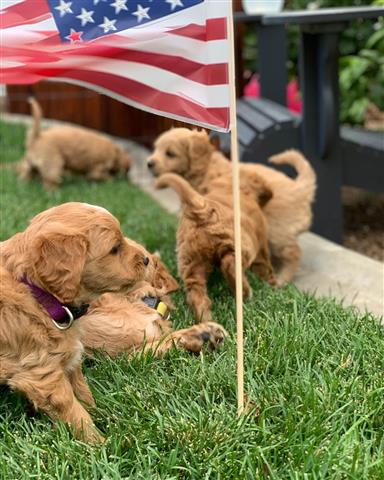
143,256,150,266
147,159,154,169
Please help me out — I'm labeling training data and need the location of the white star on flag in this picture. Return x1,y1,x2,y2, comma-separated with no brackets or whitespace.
99,16,117,33
93,0,107,5
132,4,150,23
110,0,128,15
76,8,95,27
55,0,72,18
165,0,184,11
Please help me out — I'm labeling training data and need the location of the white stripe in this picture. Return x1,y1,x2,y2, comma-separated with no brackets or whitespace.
0,0,26,11
49,77,229,132
2,16,56,33
2,31,228,68
108,34,229,65
1,60,23,67
3,27,228,67
33,55,229,107
1,29,50,46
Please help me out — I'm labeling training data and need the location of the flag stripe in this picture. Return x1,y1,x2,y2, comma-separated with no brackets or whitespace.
1,0,51,29
53,70,230,130
1,56,228,107
1,44,228,86
168,18,227,41
0,66,229,129
3,26,229,66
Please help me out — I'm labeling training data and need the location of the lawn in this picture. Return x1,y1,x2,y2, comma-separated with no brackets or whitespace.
0,120,383,479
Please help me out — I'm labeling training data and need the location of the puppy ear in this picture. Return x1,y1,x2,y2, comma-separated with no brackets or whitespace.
30,230,88,303
243,173,273,207
152,256,179,293
258,185,273,207
188,130,212,155
117,148,132,172
186,131,214,175
209,133,221,151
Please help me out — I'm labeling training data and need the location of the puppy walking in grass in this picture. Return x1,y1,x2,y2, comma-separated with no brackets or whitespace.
18,98,132,190
156,173,276,323
148,128,316,286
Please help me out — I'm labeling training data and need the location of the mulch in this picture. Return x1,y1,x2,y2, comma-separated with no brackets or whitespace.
343,187,384,262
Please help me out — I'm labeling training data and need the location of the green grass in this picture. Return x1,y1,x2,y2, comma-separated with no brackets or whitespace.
1,120,383,479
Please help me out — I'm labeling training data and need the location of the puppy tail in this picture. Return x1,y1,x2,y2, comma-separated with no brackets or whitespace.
269,149,316,202
26,97,42,148
155,173,206,210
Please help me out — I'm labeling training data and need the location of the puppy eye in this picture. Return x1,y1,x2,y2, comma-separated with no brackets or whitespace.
110,244,121,255
166,149,176,158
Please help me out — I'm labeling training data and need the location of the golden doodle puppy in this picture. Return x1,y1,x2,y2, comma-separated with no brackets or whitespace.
18,99,132,190
155,173,275,322
82,246,227,357
147,129,316,286
0,203,226,442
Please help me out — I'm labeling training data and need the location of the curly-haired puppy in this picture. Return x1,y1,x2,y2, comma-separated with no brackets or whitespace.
147,129,316,286
155,173,276,322
0,206,227,441
18,99,132,190
0,202,151,443
81,246,227,356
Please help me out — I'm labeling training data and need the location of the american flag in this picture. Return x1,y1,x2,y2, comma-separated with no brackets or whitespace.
0,0,231,131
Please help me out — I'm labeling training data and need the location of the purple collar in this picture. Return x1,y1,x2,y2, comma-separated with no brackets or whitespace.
21,276,88,330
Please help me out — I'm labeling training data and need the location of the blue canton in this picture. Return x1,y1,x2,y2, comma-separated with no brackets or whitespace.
47,0,205,43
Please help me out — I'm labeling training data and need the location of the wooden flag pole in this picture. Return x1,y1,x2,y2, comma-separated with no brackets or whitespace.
227,2,244,416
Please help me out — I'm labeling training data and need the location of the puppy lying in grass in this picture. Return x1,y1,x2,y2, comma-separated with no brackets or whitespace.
155,173,276,323
0,202,226,443
82,247,227,356
148,128,316,286
18,98,132,190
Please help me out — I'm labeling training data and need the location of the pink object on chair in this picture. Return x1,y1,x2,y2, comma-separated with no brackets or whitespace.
244,75,302,113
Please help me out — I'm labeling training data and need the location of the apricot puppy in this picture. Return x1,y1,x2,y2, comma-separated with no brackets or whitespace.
155,173,275,322
148,128,316,285
81,246,227,357
0,202,150,443
18,99,132,190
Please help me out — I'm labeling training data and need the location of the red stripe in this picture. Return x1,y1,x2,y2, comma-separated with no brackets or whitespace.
169,18,227,41
1,46,60,63
68,70,230,130
1,43,228,85
0,66,229,129
1,0,51,29
68,47,228,85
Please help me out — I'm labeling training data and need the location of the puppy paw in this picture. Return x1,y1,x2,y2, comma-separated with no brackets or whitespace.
243,285,253,301
195,309,213,323
81,427,105,445
176,322,227,354
128,284,159,301
274,275,288,288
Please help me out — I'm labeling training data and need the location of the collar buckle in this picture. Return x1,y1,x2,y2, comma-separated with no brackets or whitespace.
51,306,74,330
142,296,170,320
